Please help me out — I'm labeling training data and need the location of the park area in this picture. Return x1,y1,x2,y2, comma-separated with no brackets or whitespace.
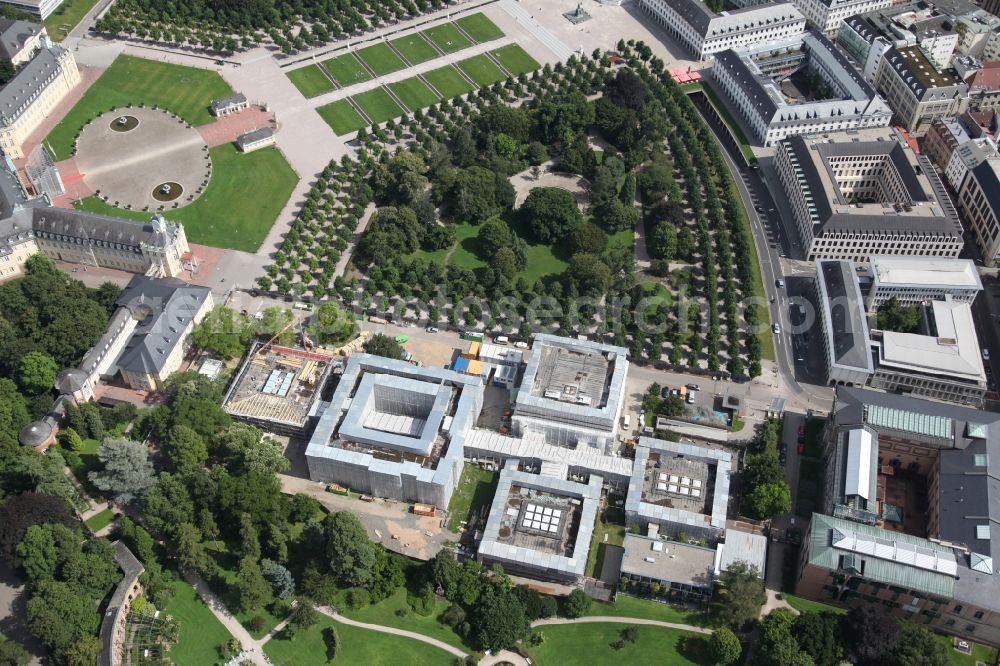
163,580,235,665
46,55,234,160
525,623,710,665
72,143,297,252
315,45,540,135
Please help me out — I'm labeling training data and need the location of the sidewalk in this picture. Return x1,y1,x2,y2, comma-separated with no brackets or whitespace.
182,571,270,666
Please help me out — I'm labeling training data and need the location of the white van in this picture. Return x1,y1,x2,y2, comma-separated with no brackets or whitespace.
622,414,631,430
495,335,509,345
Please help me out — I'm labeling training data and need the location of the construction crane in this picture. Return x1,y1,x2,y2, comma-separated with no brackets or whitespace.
257,318,295,355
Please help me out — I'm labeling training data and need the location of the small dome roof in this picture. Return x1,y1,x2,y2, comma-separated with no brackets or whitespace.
19,420,53,448
56,369,88,393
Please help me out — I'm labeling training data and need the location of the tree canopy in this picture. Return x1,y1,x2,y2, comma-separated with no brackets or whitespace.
191,306,254,359
89,437,156,505
713,562,766,629
520,187,582,244
362,333,404,360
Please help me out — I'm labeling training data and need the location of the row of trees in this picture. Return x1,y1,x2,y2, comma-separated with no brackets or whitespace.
96,0,451,55
740,419,793,520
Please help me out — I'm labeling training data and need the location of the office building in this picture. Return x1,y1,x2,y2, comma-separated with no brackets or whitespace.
873,46,968,131
815,260,875,387
866,256,982,309
956,157,1000,266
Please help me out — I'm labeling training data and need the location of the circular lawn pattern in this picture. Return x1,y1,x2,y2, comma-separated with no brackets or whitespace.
75,107,211,211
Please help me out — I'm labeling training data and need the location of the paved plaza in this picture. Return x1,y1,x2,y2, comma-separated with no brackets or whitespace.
73,107,210,211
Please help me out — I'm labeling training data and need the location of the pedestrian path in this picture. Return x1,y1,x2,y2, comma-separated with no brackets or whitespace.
315,606,470,660
183,571,270,666
499,0,574,61
531,615,713,635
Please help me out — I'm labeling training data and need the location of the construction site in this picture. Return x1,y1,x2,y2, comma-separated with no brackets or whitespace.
222,340,336,436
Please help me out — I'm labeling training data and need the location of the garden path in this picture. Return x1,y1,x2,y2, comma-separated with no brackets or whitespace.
315,605,470,660
532,615,712,635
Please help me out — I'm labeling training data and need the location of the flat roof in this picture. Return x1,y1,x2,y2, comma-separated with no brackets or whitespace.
718,529,767,576
877,300,986,382
817,260,874,373
883,46,964,94
621,534,716,588
478,462,601,578
871,256,982,291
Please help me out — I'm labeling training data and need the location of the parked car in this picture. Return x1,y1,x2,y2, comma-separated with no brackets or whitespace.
984,348,991,361
661,385,671,399
780,442,788,455
425,326,439,333
773,323,781,334
686,383,700,391
779,451,787,466
797,441,805,455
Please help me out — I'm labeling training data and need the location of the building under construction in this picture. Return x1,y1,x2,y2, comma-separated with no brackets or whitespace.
222,340,336,437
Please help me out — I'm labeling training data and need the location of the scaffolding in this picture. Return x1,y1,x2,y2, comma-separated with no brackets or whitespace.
25,143,64,198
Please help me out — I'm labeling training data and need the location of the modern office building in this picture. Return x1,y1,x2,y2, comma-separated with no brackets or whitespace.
712,30,891,146
0,36,79,159
638,0,806,61
476,460,601,583
773,128,963,262
803,387,1000,646
869,298,988,407
866,256,982,309
793,0,890,37
625,437,732,543
956,157,1000,267
815,260,874,387
620,534,718,603
873,46,968,131
0,0,64,21
923,115,999,191
305,354,484,507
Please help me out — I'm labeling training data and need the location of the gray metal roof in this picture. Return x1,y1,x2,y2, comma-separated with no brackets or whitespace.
719,528,767,576
99,542,143,666
18,418,51,447
0,45,68,125
210,93,247,112
111,276,211,376
0,20,39,60
236,127,273,148
816,260,874,373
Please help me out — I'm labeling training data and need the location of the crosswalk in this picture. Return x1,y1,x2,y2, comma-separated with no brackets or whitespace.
499,0,575,62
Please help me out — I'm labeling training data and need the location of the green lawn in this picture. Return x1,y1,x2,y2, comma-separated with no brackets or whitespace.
491,44,540,75
352,88,404,124
46,55,234,160
525,623,710,666
447,223,487,270
264,615,454,666
422,23,472,53
164,580,234,665
84,508,116,533
317,99,368,136
204,542,287,638
322,53,372,86
287,65,336,98
339,588,468,651
516,243,568,284
390,33,439,65
933,633,1000,666
73,144,297,252
585,506,627,578
357,42,406,76
388,78,439,112
456,12,504,42
780,593,845,616
457,54,507,87
44,0,102,39
65,438,103,496
446,464,499,531
587,595,713,627
422,66,475,99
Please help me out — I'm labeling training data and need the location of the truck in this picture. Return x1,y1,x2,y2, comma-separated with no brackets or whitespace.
412,504,437,517
678,386,688,400
325,484,350,496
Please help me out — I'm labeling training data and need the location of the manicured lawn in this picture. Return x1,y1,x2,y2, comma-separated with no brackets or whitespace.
46,55,234,160
84,508,116,533
585,506,627,578
933,633,1000,666
44,0,102,39
357,42,406,76
265,615,454,666
391,33,439,65
164,580,234,665
317,99,369,136
525,623,710,666
456,12,504,42
422,23,472,54
322,53,371,86
780,593,845,615
457,54,507,87
422,66,475,99
352,88,404,124
388,78,439,112
73,144,297,252
516,243,568,284
587,595,712,627
491,44,540,75
287,65,336,98
340,588,469,651
447,223,487,270
446,464,499,531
